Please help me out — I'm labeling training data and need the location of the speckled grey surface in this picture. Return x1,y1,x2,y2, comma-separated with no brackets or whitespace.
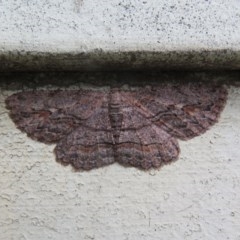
0,0,240,70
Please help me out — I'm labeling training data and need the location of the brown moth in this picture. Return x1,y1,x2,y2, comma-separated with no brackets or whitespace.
5,82,227,171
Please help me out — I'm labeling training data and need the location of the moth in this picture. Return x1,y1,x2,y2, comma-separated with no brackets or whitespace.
5,82,227,171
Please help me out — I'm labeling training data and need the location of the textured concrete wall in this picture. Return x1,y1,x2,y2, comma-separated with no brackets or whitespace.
1,0,240,70
0,73,240,239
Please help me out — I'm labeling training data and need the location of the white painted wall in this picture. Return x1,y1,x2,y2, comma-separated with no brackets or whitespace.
1,0,240,51
0,81,240,240
0,0,240,70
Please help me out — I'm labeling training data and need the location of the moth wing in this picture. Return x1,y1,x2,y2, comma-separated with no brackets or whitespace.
111,98,179,170
123,83,227,140
55,126,115,170
6,90,106,143
116,124,179,170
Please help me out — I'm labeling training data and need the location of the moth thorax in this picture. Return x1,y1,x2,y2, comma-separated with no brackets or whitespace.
109,90,123,130
109,105,123,129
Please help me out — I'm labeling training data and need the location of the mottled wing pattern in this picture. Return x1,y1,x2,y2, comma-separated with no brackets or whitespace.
5,90,107,143
124,83,227,140
116,83,227,169
113,97,180,169
6,90,116,170
116,125,179,169
54,97,115,170
55,126,115,170
6,82,227,171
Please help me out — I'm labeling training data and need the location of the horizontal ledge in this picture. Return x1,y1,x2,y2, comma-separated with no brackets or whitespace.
0,49,240,71
0,71,239,87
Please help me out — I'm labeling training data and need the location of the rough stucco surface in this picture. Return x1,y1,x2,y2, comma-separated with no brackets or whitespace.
0,73,240,240
0,0,240,70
